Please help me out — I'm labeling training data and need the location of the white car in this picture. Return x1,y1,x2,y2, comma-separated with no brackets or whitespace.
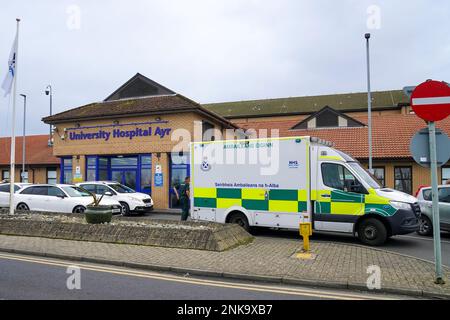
0,183,31,208
76,181,154,216
15,184,123,214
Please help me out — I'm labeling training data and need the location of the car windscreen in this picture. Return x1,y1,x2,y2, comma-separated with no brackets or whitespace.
62,186,92,197
108,184,135,194
348,162,381,189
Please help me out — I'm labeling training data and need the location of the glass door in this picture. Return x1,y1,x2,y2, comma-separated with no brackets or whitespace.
170,153,190,209
111,169,137,190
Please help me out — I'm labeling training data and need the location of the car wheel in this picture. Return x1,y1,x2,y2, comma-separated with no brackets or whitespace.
228,212,250,231
73,206,86,214
120,202,130,216
417,215,433,236
358,218,387,246
16,203,29,211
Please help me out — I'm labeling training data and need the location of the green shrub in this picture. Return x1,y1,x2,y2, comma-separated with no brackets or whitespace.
85,206,113,224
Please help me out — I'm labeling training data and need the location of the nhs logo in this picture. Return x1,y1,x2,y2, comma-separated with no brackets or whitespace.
288,161,299,169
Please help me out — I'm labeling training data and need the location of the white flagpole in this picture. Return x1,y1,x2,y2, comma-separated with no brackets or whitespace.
9,18,20,216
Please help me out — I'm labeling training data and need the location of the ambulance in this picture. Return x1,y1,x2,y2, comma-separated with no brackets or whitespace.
190,137,421,246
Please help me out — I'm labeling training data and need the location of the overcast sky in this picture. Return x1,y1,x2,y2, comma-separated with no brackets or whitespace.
1,0,449,136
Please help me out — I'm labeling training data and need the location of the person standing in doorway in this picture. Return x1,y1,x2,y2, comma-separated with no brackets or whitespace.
180,176,191,221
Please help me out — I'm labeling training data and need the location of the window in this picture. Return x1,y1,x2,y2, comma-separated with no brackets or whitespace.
439,187,450,203
140,155,152,194
0,184,20,193
79,184,96,193
111,157,138,167
423,189,432,201
395,167,412,195
373,167,385,187
202,121,215,142
2,170,10,181
61,158,73,184
22,186,48,195
442,167,450,185
170,153,190,208
321,163,361,192
20,170,29,183
86,156,97,182
316,111,338,128
48,186,66,197
61,186,91,198
107,183,135,193
47,168,57,184
423,187,450,203
97,185,114,195
99,157,109,181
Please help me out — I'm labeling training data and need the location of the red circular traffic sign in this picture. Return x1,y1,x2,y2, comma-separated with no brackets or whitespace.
411,80,450,122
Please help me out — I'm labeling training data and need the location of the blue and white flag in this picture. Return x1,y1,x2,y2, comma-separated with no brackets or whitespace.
1,32,18,97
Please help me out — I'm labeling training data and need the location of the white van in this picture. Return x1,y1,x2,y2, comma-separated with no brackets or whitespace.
190,136,420,246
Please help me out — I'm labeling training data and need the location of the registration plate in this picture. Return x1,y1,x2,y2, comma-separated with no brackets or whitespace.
112,209,121,213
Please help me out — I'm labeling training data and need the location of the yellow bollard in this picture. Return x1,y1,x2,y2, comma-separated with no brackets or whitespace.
296,222,314,260
300,222,312,251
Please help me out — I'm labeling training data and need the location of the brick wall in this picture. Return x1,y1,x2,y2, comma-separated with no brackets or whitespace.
52,113,207,157
362,161,448,195
0,166,60,184
51,112,230,209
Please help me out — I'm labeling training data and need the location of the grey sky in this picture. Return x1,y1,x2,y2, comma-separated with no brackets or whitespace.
1,0,449,136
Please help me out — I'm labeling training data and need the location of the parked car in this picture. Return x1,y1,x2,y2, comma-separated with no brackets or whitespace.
0,183,31,208
76,181,154,216
14,184,123,214
416,185,450,236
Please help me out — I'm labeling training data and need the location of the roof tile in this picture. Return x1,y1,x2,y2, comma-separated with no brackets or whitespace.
0,135,59,166
235,114,450,159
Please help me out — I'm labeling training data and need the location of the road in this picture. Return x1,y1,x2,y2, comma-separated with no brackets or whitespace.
0,253,406,300
141,212,450,266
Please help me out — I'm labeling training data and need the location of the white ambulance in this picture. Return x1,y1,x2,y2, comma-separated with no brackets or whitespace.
190,137,420,246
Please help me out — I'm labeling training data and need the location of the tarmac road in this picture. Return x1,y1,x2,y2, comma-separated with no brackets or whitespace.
141,212,450,267
0,253,407,300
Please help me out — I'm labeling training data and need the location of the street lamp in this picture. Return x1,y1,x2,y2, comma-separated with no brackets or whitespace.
20,94,26,182
365,33,373,173
45,85,53,146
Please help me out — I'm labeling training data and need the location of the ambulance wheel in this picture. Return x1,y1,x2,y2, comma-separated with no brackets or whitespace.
358,218,387,246
228,213,250,231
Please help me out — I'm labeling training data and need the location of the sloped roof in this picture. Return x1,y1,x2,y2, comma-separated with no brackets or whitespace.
0,135,59,166
104,73,176,101
234,114,450,160
204,90,409,119
290,106,366,129
42,94,238,128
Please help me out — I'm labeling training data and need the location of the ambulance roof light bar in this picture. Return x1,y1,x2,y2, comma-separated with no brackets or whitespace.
310,136,334,147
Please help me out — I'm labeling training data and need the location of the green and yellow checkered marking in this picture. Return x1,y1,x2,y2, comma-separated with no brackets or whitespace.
314,189,397,217
194,187,397,217
194,188,308,213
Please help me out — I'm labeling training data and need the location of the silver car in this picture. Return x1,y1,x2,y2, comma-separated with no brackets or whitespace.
416,185,450,236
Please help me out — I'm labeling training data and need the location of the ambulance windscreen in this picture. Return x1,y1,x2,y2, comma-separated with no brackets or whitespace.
347,162,381,189
335,150,356,162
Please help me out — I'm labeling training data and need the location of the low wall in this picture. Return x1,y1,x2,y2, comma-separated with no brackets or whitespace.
0,210,253,252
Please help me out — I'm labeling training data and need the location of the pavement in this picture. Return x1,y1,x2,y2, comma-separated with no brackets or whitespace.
0,233,449,299
138,211,450,266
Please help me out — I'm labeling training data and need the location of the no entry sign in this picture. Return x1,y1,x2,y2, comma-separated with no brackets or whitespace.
410,80,450,122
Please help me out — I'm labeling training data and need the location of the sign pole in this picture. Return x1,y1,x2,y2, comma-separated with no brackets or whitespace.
428,121,444,284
